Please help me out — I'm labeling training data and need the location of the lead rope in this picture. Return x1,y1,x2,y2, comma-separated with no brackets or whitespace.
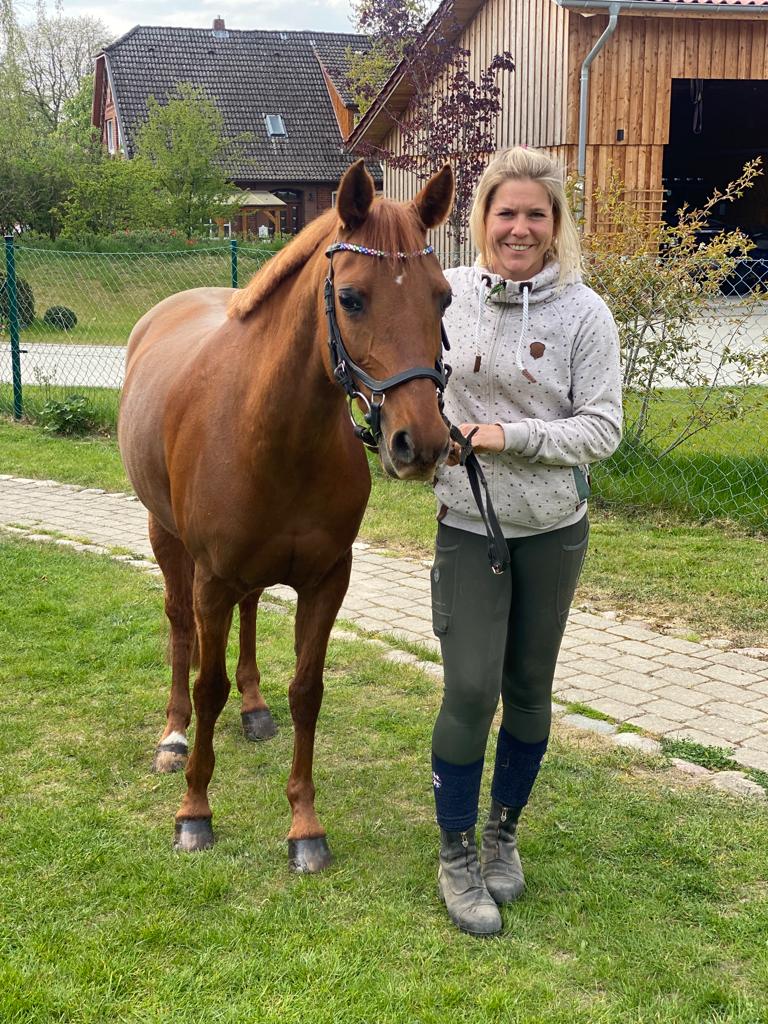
445,420,509,575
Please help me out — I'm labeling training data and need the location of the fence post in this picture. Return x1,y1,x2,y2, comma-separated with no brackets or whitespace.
230,238,238,289
4,234,23,420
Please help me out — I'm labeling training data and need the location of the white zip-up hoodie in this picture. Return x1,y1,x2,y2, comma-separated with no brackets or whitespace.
435,260,622,537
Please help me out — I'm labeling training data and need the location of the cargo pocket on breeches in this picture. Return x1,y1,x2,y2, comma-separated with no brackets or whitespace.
430,542,459,636
557,526,589,629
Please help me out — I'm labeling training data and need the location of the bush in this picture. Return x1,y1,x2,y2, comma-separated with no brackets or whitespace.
0,274,36,328
42,305,78,331
39,394,96,436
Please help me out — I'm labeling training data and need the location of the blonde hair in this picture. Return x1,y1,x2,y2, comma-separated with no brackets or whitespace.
469,147,582,285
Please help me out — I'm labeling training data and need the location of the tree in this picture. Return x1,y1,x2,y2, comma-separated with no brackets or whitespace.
14,1,111,130
0,2,106,236
57,157,164,237
583,159,768,456
134,83,245,239
349,0,514,264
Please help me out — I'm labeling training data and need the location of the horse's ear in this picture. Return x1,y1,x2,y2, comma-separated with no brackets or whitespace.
413,164,454,230
336,159,375,231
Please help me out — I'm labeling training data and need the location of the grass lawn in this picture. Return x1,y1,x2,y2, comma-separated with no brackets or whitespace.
9,246,273,347
1,419,767,647
2,536,768,1023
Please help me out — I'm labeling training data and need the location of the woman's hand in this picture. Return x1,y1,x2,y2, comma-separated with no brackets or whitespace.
459,423,505,453
446,423,505,464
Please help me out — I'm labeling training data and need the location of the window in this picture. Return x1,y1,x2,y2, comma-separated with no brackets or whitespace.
265,114,286,137
106,119,115,154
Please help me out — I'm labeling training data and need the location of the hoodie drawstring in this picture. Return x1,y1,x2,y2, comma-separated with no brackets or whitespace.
515,282,536,384
473,275,491,372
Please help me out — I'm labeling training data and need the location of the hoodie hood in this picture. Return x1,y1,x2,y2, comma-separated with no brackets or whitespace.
471,260,573,306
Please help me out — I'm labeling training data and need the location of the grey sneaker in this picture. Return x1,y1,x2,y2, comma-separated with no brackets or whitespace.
481,799,525,905
438,827,502,936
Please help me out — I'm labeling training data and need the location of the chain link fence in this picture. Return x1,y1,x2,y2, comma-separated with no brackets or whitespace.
2,238,767,530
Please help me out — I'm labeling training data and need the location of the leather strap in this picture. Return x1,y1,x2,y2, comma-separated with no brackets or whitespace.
447,422,509,575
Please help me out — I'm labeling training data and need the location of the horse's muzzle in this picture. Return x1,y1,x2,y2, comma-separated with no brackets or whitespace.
380,427,450,481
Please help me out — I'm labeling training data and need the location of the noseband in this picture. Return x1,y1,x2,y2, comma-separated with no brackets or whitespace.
324,241,451,451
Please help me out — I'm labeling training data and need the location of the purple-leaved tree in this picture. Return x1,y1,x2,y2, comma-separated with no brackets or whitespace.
349,0,514,264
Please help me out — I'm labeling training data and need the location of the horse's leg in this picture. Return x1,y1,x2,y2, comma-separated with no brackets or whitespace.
237,591,278,741
173,569,237,852
286,550,352,873
148,513,196,774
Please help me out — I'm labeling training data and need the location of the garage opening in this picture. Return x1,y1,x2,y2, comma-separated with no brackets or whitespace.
663,78,768,231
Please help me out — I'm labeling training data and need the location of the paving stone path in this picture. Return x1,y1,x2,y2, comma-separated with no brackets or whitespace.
3,473,768,778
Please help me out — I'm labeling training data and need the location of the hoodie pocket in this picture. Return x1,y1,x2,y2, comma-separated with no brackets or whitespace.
430,541,459,636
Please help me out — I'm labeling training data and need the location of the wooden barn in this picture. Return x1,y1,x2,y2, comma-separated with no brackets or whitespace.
348,0,768,257
92,19,381,237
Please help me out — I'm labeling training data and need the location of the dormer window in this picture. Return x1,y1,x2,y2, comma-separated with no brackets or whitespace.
265,114,286,137
106,119,115,154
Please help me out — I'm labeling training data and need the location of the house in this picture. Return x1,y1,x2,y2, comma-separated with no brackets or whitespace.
348,0,768,256
92,19,381,236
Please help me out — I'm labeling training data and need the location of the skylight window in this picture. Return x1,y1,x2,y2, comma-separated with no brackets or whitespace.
265,114,286,137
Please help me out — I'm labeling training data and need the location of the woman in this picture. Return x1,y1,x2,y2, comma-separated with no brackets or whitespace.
431,147,622,936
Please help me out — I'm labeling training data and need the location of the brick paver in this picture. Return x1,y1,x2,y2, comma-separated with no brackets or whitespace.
2,473,768,772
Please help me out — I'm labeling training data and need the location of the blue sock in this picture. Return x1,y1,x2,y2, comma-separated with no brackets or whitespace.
490,727,548,809
431,752,484,831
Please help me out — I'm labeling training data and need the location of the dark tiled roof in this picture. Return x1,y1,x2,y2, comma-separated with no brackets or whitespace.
313,37,367,107
103,26,379,184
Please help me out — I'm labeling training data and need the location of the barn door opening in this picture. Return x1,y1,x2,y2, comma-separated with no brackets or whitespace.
662,78,768,231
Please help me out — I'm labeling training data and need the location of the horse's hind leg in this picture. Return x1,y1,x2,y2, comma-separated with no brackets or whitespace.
174,569,237,852
237,591,278,741
286,550,352,873
148,513,195,774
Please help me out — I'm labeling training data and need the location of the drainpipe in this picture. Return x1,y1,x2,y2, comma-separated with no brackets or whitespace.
578,2,621,187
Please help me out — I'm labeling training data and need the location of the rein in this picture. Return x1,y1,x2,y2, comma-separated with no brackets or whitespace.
324,241,508,575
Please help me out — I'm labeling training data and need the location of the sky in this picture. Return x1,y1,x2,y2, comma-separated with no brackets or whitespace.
15,0,359,39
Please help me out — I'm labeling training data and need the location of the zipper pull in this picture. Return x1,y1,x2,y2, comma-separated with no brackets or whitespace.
460,830,469,849
500,807,508,823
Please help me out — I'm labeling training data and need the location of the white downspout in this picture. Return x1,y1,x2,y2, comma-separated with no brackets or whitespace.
576,2,621,215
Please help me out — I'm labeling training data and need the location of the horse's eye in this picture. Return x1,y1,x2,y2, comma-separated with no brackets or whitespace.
338,290,364,314
441,292,453,313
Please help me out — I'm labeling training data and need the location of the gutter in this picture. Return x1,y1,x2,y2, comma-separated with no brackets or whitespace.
559,0,767,12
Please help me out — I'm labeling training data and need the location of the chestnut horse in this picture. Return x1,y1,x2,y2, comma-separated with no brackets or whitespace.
118,160,454,871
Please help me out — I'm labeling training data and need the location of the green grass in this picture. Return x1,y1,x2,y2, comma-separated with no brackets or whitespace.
8,246,272,347
594,387,768,531
0,385,121,435
1,419,767,647
2,536,768,1023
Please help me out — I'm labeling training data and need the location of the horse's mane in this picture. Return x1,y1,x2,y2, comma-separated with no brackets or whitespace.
227,198,426,321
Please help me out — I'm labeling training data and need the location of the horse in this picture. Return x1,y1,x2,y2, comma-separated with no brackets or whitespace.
118,160,454,872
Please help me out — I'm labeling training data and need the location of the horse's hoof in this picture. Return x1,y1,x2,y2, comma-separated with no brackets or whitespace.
174,817,214,852
288,836,332,874
241,709,278,742
152,740,188,774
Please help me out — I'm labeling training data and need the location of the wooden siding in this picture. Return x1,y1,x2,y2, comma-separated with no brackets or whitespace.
381,0,571,263
568,11,768,227
320,65,356,139
373,2,768,259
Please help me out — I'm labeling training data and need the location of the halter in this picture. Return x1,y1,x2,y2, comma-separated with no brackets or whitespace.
324,241,451,451
324,240,509,576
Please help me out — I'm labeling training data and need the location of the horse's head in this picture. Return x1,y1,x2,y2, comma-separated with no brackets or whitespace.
327,160,454,481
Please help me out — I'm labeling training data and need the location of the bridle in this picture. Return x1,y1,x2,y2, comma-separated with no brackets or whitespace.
323,240,509,576
324,241,451,451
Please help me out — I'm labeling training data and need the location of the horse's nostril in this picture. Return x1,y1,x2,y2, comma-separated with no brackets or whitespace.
391,429,416,465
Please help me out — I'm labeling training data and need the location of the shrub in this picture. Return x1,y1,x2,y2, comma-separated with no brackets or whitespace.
39,394,96,436
0,274,36,328
43,306,78,331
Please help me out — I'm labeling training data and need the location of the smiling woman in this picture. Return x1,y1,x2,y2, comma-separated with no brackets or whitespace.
429,146,623,937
